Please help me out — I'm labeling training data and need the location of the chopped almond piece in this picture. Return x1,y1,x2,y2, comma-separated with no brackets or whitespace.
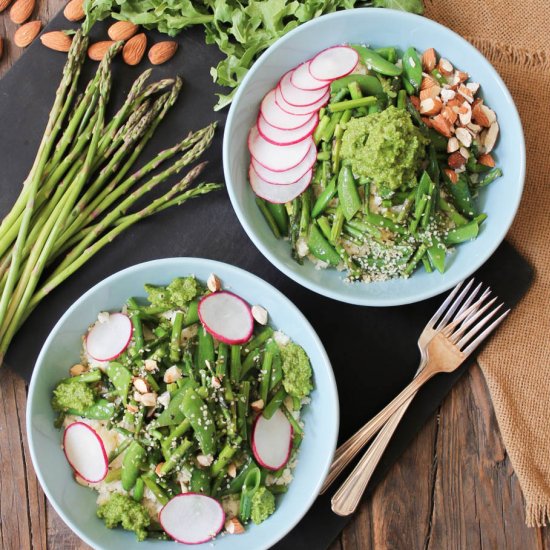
421,116,433,128
455,70,469,83
472,102,496,128
457,84,474,103
438,58,454,76
446,98,462,110
441,105,458,125
225,518,245,535
420,97,443,116
431,114,453,137
459,146,470,160
447,137,459,153
444,168,459,184
421,75,438,90
422,48,437,72
467,122,482,134
466,82,480,94
478,153,495,167
448,151,467,169
409,95,420,110
481,121,499,153
420,85,441,101
458,103,472,126
455,127,472,148
440,88,456,103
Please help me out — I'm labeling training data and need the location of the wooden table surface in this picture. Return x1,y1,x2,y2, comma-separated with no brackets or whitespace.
1,3,549,549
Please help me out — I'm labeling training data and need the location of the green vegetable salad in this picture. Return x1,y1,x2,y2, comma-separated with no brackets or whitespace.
52,275,313,542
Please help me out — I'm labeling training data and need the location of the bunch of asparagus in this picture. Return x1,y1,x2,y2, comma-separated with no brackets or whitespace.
0,31,221,365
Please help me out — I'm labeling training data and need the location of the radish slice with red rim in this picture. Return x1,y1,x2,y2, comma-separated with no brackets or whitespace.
257,112,318,146
275,86,329,116
309,45,359,81
198,291,254,345
248,126,312,172
260,89,315,130
252,409,293,471
249,165,312,203
278,71,328,107
63,422,108,483
251,142,316,185
159,493,225,544
291,61,329,91
85,312,133,362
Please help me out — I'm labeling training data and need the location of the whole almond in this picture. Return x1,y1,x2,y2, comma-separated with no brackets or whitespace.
14,20,41,48
0,0,13,13
108,20,138,41
10,0,34,24
63,0,84,21
40,30,72,52
148,41,178,65
122,32,146,66
88,40,115,61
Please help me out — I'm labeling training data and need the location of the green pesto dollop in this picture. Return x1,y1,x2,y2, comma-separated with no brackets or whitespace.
341,105,428,190
251,487,276,525
97,493,150,541
279,342,313,399
51,381,94,412
144,276,200,309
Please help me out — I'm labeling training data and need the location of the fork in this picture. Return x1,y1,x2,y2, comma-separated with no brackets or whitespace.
320,279,484,494
330,284,509,516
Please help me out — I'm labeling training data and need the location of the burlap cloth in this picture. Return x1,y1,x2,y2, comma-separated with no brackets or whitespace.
424,0,550,527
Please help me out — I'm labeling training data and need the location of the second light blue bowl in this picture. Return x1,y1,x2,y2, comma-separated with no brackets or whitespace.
224,8,525,306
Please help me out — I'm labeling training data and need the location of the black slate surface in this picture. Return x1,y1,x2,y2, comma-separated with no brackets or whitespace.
0,13,533,549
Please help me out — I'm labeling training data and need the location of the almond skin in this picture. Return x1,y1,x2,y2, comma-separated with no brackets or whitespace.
122,32,146,66
444,168,459,184
108,20,138,41
448,151,467,169
14,20,41,48
422,48,437,72
88,40,115,61
478,153,495,167
148,41,178,65
10,0,34,24
63,0,84,21
40,31,72,52
0,0,13,13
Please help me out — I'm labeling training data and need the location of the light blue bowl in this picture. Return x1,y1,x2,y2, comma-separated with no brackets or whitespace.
27,258,338,550
224,8,525,306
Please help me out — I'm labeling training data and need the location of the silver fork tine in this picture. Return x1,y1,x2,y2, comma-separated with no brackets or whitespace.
456,303,505,350
449,297,498,343
461,309,511,356
435,278,475,330
442,289,493,335
425,280,464,331
456,284,487,318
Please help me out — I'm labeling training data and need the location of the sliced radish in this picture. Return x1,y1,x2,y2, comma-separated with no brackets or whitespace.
275,86,329,116
278,70,328,107
309,45,359,81
251,142,317,185
250,165,312,203
248,125,312,172
85,312,133,362
257,112,318,146
159,493,225,544
252,409,293,471
291,61,329,91
260,89,315,130
63,422,108,483
198,291,253,345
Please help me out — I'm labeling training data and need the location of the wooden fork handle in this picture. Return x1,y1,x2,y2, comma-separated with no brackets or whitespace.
321,367,433,497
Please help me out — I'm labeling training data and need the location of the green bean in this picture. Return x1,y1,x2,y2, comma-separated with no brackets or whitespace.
316,151,331,161
259,349,274,404
330,205,345,243
328,96,377,113
308,222,340,266
215,342,228,378
256,198,282,239
263,387,287,420
106,362,132,405
330,74,384,96
142,474,169,505
122,441,146,491
404,244,428,276
299,188,311,239
237,380,250,440
351,45,402,76
190,468,211,495
397,89,407,109
183,300,199,326
230,344,241,384
211,438,241,478
161,419,191,457
313,115,330,144
240,348,261,379
244,327,273,353
108,438,132,463
321,111,343,142
409,194,428,234
402,47,422,92
133,477,145,502
282,404,303,436
331,88,349,103
127,298,144,356
270,353,283,390
337,165,361,221
444,221,479,245
181,388,217,455
169,311,184,363
159,438,193,476
266,202,289,235
146,373,160,393
197,325,215,373
478,167,502,187
375,47,397,63
311,177,337,218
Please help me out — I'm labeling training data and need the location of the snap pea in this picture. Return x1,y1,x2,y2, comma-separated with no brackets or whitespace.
62,369,102,384
422,256,433,273
478,167,502,187
351,44,402,76
444,173,477,217
67,398,115,420
337,165,362,221
475,213,488,226
141,474,169,505
127,298,144,356
121,441,146,491
466,156,491,173
438,193,469,226
256,198,282,239
240,348,261,379
444,221,479,245
159,438,193,476
190,468,211,495
430,68,447,86
169,311,184,363
375,46,397,63
365,212,406,235
197,325,215,372
181,388,217,455
106,362,132,405
270,352,283,390
266,202,289,235
211,438,241,478
311,177,337,218
313,115,330,144
155,382,194,427
161,418,191,457
215,342,228,378
330,205,345,243
330,74,384,96
108,438,132,463
183,299,199,326
244,327,273,353
263,386,287,420
259,348,274,404
426,236,446,273
404,244,428,276
402,47,422,93
328,95,377,112
401,76,415,95
219,456,253,496
308,222,340,266
239,466,262,523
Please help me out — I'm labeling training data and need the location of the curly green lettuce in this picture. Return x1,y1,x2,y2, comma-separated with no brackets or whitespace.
97,493,151,541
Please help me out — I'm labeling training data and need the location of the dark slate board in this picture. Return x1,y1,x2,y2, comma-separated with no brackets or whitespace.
0,12,533,549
